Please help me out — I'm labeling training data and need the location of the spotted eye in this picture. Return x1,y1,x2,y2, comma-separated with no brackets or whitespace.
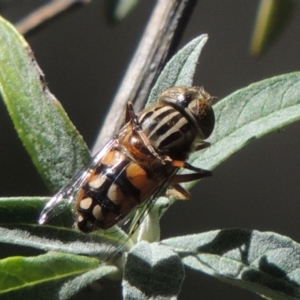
183,87,214,139
189,95,215,139
158,86,215,139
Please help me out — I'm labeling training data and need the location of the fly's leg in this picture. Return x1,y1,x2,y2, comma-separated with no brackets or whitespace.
172,171,212,183
166,159,212,200
194,141,211,151
167,183,191,200
166,159,212,176
168,171,212,200
125,101,139,124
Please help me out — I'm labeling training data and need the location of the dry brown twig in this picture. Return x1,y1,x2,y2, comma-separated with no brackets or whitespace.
16,0,90,34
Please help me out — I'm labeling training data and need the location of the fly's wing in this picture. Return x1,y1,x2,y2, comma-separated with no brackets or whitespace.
39,139,118,225
107,168,178,241
128,169,178,236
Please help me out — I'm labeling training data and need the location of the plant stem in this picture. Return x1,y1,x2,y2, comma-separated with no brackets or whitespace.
92,0,197,153
16,0,90,35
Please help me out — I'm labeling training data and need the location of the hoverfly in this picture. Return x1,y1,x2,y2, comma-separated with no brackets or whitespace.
39,86,214,236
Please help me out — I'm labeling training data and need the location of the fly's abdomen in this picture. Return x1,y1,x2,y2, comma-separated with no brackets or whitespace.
76,146,164,232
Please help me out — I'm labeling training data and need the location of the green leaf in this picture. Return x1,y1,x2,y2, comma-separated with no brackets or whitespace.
0,226,126,258
147,34,208,106
123,241,184,300
0,197,51,225
184,71,300,190
105,0,141,23
0,16,90,192
0,253,99,299
251,0,297,56
163,229,300,300
59,264,119,300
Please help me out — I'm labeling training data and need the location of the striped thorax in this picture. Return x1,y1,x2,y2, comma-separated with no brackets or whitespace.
139,86,214,160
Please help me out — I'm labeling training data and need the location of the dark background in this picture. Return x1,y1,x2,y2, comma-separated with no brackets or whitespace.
1,1,300,299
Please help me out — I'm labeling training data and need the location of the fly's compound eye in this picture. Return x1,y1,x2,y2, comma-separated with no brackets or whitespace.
159,86,215,139
188,87,215,139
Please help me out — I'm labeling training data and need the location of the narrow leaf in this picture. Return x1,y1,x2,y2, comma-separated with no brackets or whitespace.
163,229,300,300
185,71,300,190
0,197,51,225
0,226,127,258
0,16,90,192
251,0,297,56
147,34,208,106
59,265,119,300
0,253,99,299
123,241,184,300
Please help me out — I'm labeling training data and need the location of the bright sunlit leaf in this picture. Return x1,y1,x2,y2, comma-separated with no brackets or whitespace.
0,17,90,192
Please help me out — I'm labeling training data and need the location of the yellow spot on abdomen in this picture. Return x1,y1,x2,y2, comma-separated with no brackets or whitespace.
79,197,93,210
92,205,104,221
126,163,149,189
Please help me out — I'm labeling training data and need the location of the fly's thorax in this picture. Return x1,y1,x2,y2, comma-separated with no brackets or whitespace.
118,123,157,163
138,102,197,160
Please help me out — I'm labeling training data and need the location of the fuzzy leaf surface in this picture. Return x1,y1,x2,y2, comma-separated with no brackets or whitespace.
147,34,208,106
163,229,300,300
185,71,300,190
0,17,90,192
123,241,184,300
59,264,119,300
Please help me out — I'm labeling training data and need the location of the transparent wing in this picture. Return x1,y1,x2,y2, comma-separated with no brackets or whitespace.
115,168,178,241
39,139,118,225
128,169,177,236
